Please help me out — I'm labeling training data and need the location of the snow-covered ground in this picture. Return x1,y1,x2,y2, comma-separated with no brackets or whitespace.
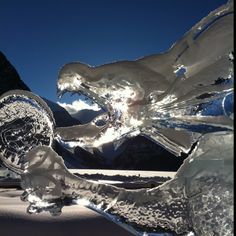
0,170,175,236
71,169,175,178
0,188,132,236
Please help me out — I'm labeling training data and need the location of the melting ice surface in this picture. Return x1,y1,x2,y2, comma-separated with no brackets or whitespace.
0,0,234,235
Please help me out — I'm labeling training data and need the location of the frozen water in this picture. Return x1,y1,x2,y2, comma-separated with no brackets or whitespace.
56,0,233,156
20,131,233,235
0,0,234,235
0,90,54,173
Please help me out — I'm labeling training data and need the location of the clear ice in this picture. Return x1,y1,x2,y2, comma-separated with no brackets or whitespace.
20,131,233,235
56,0,233,156
0,90,54,173
0,0,234,235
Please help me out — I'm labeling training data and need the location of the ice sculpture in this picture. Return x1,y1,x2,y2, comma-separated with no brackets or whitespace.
0,90,54,173
0,0,234,235
56,0,233,156
20,131,233,235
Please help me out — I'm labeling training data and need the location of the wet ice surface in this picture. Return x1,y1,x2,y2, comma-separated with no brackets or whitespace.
0,0,234,235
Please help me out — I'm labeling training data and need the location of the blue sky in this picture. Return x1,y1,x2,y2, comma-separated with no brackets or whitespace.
0,0,227,102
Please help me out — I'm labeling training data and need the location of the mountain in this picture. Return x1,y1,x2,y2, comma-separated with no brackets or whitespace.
43,99,80,127
70,136,185,171
70,109,103,124
0,51,30,95
0,51,79,128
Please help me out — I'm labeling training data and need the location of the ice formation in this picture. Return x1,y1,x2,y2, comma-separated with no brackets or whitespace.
0,0,234,235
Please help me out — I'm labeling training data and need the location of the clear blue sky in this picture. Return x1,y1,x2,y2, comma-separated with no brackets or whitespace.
0,0,227,102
